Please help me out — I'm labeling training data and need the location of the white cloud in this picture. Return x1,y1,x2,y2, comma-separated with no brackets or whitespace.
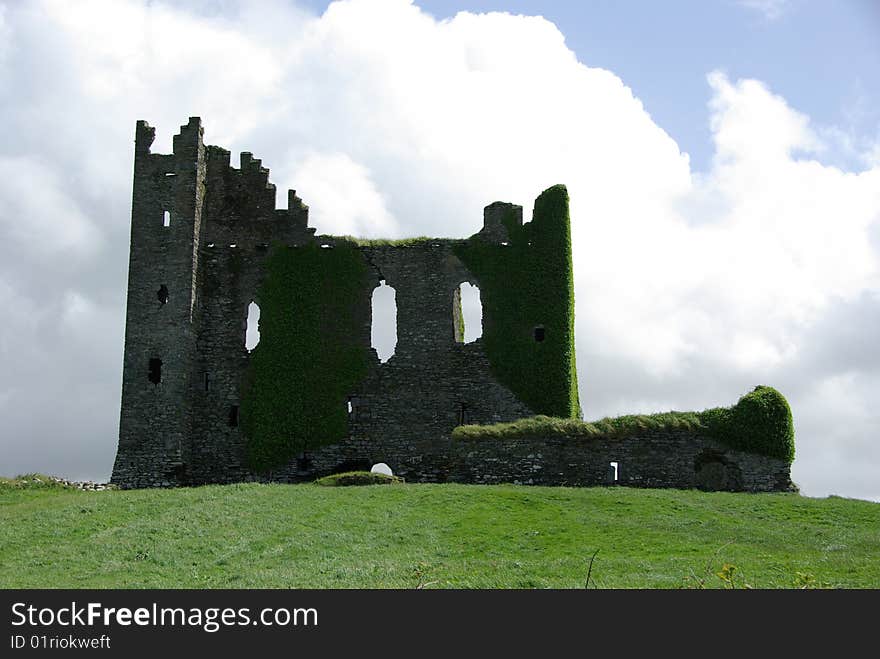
0,156,104,259
284,152,399,237
0,0,877,501
791,372,880,501
0,5,10,63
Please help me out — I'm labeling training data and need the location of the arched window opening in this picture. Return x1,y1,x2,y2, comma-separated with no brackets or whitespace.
454,282,482,344
157,285,169,305
371,280,397,363
245,301,261,351
534,325,546,342
163,210,171,228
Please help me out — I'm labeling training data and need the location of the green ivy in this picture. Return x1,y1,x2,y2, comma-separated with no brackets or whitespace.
454,184,580,418
701,386,795,462
240,241,372,472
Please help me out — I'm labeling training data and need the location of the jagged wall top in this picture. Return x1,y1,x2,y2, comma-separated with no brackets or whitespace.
133,118,537,247
134,117,313,246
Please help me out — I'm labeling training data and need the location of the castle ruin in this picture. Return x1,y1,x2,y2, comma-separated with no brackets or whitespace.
112,118,793,492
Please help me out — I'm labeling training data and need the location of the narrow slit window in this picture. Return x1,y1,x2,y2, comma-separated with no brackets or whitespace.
228,405,239,428
608,461,619,484
148,358,162,385
204,372,210,392
457,402,471,426
163,210,171,228
157,284,169,305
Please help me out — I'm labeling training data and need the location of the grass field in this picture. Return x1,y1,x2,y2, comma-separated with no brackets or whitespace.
1,476,877,588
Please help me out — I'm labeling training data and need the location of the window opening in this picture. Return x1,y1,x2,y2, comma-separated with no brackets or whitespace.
245,301,261,351
371,280,397,363
148,358,162,385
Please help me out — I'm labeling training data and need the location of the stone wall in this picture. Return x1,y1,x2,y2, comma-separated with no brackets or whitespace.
450,430,794,492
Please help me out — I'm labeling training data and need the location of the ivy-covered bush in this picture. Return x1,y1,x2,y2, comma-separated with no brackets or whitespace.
454,184,580,418
453,386,795,463
701,386,795,461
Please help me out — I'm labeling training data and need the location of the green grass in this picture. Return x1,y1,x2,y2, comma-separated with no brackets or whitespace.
1,478,876,588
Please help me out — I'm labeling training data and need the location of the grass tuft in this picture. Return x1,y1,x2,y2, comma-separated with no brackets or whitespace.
314,471,404,487
0,474,77,491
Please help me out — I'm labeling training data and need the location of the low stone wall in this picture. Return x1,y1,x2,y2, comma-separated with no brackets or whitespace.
449,429,793,492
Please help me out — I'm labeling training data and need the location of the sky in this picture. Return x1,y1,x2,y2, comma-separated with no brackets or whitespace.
0,0,878,501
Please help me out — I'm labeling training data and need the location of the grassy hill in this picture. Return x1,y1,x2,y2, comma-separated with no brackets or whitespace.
1,476,877,588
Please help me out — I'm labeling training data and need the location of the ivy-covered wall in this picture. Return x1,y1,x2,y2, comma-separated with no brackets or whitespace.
454,184,580,419
453,386,795,464
240,241,372,472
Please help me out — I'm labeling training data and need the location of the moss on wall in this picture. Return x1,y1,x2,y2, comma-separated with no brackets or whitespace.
240,241,371,472
454,184,580,418
453,386,795,463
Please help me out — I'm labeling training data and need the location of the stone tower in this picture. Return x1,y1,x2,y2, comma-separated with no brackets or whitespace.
115,118,206,486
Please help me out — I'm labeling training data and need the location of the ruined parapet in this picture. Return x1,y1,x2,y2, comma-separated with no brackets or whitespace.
478,201,523,244
278,189,310,233
202,147,315,247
